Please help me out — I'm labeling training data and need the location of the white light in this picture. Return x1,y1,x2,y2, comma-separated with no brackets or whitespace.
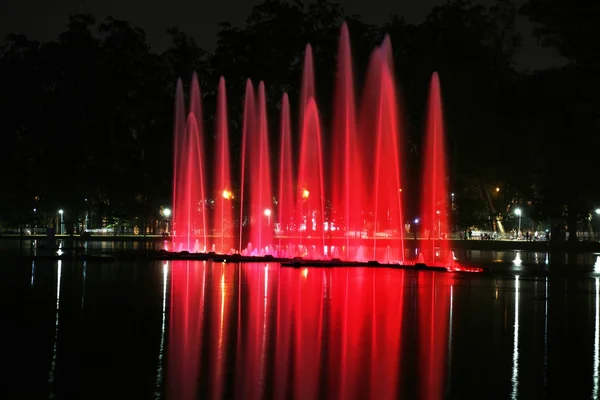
511,275,520,399
264,209,271,217
514,208,522,216
162,208,171,217
58,209,63,215
414,218,419,224
596,209,600,215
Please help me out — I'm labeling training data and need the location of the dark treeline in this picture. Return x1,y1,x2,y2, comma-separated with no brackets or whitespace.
0,0,598,239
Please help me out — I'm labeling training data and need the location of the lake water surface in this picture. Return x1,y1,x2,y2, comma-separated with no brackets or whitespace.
2,241,600,399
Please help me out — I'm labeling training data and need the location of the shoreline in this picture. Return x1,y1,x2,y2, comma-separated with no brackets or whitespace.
1,234,599,253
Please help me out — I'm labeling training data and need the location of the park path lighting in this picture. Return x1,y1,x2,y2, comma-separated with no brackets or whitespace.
514,208,522,239
58,209,64,235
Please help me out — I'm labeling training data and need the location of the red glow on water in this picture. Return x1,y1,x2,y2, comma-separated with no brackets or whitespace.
421,72,450,265
418,272,453,399
213,77,234,254
166,263,456,398
207,264,234,399
167,261,205,399
298,98,326,256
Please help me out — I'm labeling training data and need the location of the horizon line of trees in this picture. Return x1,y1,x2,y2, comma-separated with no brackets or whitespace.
1,0,598,241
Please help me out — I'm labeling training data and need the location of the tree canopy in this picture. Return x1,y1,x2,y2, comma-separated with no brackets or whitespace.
0,0,597,239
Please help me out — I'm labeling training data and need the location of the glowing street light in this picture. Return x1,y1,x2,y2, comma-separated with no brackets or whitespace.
596,209,600,215
496,187,500,192
302,189,310,199
58,209,64,235
514,208,522,238
264,208,272,226
161,208,171,234
221,189,233,253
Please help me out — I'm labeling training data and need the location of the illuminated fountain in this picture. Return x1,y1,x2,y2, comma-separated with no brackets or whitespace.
171,23,463,268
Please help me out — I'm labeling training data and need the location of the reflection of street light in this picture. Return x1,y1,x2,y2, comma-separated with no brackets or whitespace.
264,208,271,226
515,208,522,238
221,190,233,253
58,209,64,235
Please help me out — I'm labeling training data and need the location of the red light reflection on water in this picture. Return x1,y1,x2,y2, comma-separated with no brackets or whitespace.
167,261,205,399
418,272,454,399
166,263,454,399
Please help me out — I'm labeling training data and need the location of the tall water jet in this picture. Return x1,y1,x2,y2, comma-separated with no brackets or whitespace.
239,80,256,252
278,93,294,253
421,72,450,265
361,47,405,262
172,73,208,252
299,44,315,137
248,82,273,252
332,22,364,260
213,77,234,254
298,98,326,257
172,79,185,243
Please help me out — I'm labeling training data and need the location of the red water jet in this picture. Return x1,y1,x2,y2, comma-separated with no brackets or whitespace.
239,80,256,252
421,72,450,265
172,74,208,252
332,22,364,260
300,43,315,136
278,93,295,254
298,98,326,257
213,77,234,254
360,47,405,262
247,83,274,253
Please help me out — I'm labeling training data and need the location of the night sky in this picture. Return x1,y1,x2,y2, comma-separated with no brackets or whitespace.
1,0,566,70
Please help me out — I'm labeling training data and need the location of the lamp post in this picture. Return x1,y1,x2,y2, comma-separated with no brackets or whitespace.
58,210,64,235
222,190,233,253
264,208,272,226
436,210,441,238
161,208,171,235
301,189,309,248
515,208,522,239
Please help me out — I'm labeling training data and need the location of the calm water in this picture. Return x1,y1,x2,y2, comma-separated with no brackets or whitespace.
3,241,600,399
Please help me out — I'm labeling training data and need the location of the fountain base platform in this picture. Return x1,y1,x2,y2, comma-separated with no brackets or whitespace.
19,250,486,273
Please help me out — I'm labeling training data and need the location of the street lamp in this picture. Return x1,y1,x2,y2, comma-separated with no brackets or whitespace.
596,209,600,215
161,208,171,235
436,210,441,238
221,190,233,253
58,209,64,235
514,208,522,239
264,208,271,226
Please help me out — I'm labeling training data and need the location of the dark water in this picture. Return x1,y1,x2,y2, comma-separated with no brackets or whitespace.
3,242,600,399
